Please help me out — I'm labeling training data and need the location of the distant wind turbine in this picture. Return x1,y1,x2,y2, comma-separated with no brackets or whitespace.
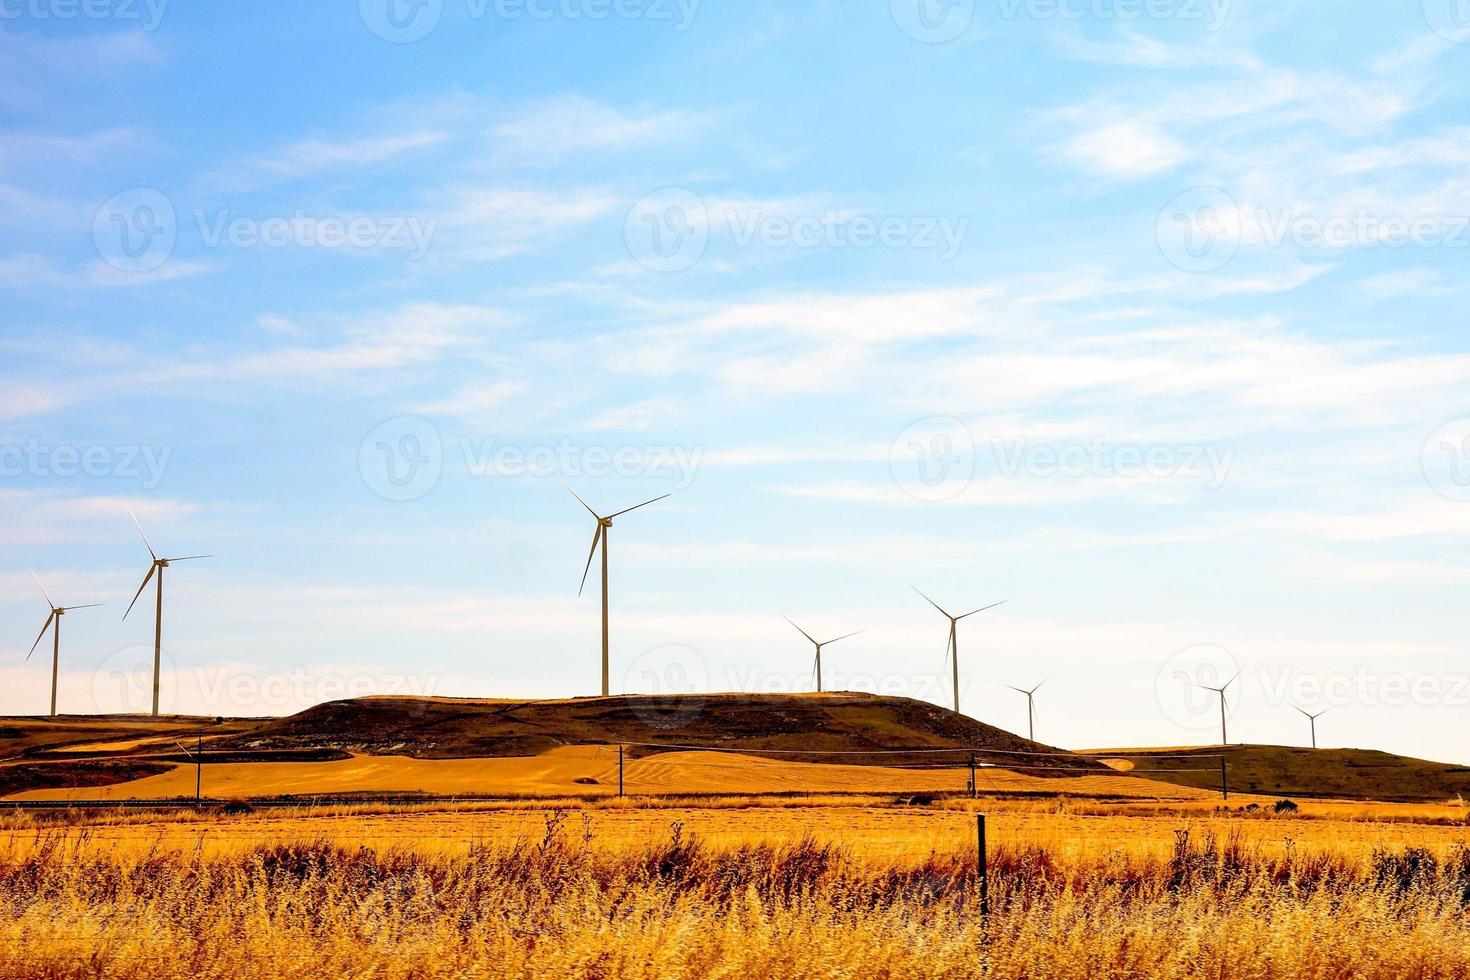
1006,679,1046,742
1195,672,1239,746
123,512,211,717
26,572,101,718
563,483,669,697
784,618,861,693
913,588,1006,714
1295,705,1330,749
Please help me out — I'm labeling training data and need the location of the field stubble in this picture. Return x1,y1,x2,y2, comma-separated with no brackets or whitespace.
3,797,1470,977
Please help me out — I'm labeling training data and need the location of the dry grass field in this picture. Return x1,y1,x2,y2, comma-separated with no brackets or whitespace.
9,746,1216,802
3,796,1469,978
6,699,1469,976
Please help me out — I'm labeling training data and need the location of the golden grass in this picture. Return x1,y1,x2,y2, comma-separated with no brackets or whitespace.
4,803,1470,979
8,747,1218,802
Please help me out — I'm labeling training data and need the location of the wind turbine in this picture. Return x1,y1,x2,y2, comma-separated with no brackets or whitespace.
1195,672,1239,746
913,588,1006,714
123,512,210,717
1006,679,1045,742
784,618,861,693
1295,705,1330,749
26,572,101,718
563,484,669,697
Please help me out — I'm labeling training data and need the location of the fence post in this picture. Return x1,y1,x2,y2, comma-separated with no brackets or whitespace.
977,813,989,924
195,736,202,805
1219,756,1228,801
618,744,624,798
969,753,976,799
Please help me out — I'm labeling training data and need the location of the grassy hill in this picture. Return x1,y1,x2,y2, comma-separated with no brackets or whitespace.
0,694,1109,797
1084,745,1470,803
215,692,1103,774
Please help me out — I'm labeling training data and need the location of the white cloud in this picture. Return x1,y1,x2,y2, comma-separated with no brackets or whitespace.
1057,120,1189,179
493,95,705,160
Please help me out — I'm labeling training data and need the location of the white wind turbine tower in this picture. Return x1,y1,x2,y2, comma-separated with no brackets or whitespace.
1295,705,1330,749
563,483,669,697
784,618,861,694
26,572,101,718
1006,679,1045,742
123,512,211,717
913,588,1006,714
1196,672,1239,747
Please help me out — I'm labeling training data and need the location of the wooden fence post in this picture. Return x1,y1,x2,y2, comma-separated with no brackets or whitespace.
1219,756,1228,800
618,744,624,798
977,813,989,923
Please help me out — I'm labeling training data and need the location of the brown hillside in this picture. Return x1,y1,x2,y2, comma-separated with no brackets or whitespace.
1086,745,1470,803
218,693,1105,775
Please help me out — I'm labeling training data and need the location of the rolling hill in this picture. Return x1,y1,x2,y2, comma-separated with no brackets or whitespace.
1086,745,1470,804
0,693,1112,798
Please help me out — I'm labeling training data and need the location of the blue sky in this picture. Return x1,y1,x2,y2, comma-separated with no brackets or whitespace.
3,0,1470,765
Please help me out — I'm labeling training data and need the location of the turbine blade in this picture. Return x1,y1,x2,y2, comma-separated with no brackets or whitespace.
1294,705,1310,719
577,525,603,597
559,480,601,520
123,565,157,622
26,612,55,660
607,493,670,520
784,617,818,645
1222,671,1240,690
129,510,157,560
61,604,103,611
942,629,953,669
1006,685,1026,695
911,586,950,618
956,600,1007,620
1031,678,1048,694
29,570,54,609
165,555,212,562
822,630,861,646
